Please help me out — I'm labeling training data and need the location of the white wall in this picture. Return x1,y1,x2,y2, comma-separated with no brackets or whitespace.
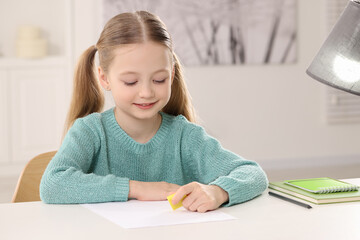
73,0,360,165
184,0,360,162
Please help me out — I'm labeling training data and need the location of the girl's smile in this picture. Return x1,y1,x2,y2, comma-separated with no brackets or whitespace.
133,101,158,110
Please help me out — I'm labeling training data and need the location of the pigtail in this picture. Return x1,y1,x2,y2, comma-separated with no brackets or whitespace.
162,53,196,123
64,45,104,136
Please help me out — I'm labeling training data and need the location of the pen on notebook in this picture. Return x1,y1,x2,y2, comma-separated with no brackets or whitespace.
268,191,312,209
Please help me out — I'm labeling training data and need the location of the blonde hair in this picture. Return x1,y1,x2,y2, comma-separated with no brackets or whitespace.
64,11,195,134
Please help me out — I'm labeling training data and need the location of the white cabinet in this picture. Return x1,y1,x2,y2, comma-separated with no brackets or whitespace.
0,70,9,164
0,59,70,167
9,67,67,163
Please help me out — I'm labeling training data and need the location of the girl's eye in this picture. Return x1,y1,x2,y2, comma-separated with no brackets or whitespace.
124,81,137,86
154,79,166,84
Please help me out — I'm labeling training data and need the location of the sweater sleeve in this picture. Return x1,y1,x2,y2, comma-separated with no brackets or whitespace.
40,117,129,204
182,125,268,207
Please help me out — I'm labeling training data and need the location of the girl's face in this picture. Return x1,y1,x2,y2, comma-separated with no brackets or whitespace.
99,41,173,122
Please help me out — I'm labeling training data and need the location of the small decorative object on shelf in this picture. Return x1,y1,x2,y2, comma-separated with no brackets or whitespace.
16,25,48,59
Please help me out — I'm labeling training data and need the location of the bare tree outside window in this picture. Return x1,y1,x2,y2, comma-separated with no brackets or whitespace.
102,0,297,66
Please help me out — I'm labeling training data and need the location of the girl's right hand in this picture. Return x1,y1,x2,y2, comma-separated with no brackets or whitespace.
128,180,180,201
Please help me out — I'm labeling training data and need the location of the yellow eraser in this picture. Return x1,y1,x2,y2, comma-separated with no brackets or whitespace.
167,193,186,210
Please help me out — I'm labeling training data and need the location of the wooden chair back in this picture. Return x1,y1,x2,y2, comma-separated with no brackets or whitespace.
12,151,57,203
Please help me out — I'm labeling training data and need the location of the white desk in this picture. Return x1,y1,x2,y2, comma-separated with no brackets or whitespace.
1,179,360,240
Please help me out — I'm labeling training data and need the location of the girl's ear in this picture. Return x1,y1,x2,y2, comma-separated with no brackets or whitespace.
98,67,111,91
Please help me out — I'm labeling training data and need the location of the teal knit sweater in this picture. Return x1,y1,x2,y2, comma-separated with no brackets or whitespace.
40,108,268,206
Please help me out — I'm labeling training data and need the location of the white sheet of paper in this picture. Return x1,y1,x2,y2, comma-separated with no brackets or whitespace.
82,200,236,229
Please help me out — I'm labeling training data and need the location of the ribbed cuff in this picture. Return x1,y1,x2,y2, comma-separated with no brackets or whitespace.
209,176,262,207
209,177,236,207
114,177,130,202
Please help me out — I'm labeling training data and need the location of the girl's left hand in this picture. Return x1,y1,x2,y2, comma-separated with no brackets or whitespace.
171,182,229,213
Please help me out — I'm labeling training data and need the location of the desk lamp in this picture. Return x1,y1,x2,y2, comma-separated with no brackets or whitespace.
306,0,360,96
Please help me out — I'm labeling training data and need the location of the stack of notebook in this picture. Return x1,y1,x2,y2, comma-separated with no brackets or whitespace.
269,177,360,204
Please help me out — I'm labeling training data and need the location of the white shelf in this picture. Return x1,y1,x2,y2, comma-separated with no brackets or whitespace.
0,56,67,69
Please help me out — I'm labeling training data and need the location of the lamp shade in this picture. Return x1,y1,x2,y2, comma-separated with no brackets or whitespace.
306,0,360,96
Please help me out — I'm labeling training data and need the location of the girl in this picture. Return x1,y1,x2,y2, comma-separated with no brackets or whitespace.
40,11,268,213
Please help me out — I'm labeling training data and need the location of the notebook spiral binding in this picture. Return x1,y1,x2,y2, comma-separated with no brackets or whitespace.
318,185,359,194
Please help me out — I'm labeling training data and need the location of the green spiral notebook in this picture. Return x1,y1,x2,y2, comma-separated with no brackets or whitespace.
285,177,359,194
269,178,360,204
